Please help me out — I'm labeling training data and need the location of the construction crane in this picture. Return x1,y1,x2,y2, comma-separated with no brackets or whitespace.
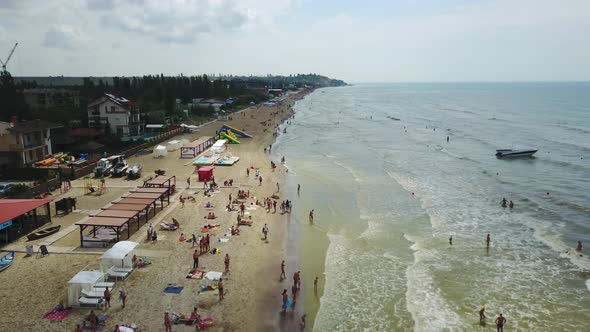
1,42,18,72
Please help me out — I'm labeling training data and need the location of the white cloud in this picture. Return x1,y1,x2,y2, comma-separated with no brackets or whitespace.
43,24,90,50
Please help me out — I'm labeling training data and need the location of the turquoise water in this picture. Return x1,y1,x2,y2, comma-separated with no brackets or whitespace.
274,83,590,331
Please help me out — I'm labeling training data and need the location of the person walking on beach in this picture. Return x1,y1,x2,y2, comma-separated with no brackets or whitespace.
218,278,225,301
118,289,127,308
191,234,197,248
297,184,300,195
187,177,191,188
276,182,280,192
309,210,314,224
273,200,277,213
292,283,298,305
193,250,199,269
314,276,319,292
164,311,172,332
495,314,506,332
246,168,250,177
280,260,286,281
262,224,269,240
281,289,289,313
224,254,230,273
486,234,491,248
104,287,111,308
259,176,263,186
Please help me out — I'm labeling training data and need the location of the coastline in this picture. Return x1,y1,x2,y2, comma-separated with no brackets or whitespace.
0,90,311,332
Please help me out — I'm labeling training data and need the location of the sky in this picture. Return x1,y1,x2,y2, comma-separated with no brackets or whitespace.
0,0,589,82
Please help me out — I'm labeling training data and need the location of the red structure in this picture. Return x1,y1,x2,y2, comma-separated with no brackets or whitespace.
0,198,52,246
198,167,214,182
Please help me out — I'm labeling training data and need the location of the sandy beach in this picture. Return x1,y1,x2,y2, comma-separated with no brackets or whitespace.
0,90,309,332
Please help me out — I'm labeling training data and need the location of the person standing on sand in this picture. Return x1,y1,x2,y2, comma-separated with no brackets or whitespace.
224,254,230,273
314,276,319,292
191,234,197,248
495,314,506,332
104,287,111,308
263,224,269,240
147,224,153,242
280,260,286,281
193,250,199,269
273,200,277,213
259,176,263,186
246,168,250,177
292,283,298,305
164,311,172,332
218,278,225,301
187,177,191,188
277,182,280,192
309,210,314,224
118,289,127,308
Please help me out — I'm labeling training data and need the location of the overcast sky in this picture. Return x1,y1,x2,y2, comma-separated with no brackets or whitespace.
1,0,589,82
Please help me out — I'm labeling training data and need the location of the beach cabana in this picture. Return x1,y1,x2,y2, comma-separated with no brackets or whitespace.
67,271,105,306
143,175,176,189
100,241,138,271
180,136,215,158
198,166,214,182
0,198,52,246
211,139,227,154
153,145,167,158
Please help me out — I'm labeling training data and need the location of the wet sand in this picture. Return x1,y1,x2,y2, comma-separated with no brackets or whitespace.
0,90,309,332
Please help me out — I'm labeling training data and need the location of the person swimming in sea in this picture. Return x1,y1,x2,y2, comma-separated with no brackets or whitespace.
479,306,486,322
508,200,514,209
449,236,453,245
501,198,507,208
577,241,583,252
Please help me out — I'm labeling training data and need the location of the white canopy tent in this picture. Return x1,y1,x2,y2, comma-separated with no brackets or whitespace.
67,271,105,306
167,140,182,151
153,145,167,158
100,241,139,271
211,139,227,154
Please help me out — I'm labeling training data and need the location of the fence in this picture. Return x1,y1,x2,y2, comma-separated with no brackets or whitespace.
3,128,184,199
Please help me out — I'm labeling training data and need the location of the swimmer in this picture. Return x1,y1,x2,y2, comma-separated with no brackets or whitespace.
495,314,506,332
486,234,491,248
577,241,583,252
449,236,453,245
479,306,486,322
501,198,507,208
509,200,514,209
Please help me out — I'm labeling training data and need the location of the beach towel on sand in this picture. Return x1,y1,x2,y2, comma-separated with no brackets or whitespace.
164,286,184,294
205,271,223,281
186,269,205,279
43,309,72,320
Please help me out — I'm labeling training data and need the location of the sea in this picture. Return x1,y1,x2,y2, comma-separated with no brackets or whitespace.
272,83,590,331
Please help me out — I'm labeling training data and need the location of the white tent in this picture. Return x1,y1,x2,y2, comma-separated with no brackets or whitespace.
167,140,182,151
67,271,105,306
100,241,139,271
211,139,227,154
153,145,168,158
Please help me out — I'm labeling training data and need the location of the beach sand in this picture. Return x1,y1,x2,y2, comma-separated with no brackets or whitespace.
0,90,309,332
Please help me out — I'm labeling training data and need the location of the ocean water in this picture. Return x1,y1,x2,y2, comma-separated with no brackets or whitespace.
273,83,590,331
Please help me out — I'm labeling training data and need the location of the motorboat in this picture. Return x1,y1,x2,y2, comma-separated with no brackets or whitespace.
112,160,129,177
127,164,143,179
495,149,537,158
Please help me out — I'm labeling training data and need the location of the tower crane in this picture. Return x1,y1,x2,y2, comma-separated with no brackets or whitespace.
1,42,18,72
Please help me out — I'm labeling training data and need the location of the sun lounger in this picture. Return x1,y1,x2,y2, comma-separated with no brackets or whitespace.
94,282,115,289
78,297,103,308
111,266,133,273
106,267,130,280
81,289,105,298
238,220,253,226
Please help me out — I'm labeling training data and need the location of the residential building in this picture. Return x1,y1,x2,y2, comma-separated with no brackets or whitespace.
0,118,63,167
22,88,80,109
87,93,143,136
